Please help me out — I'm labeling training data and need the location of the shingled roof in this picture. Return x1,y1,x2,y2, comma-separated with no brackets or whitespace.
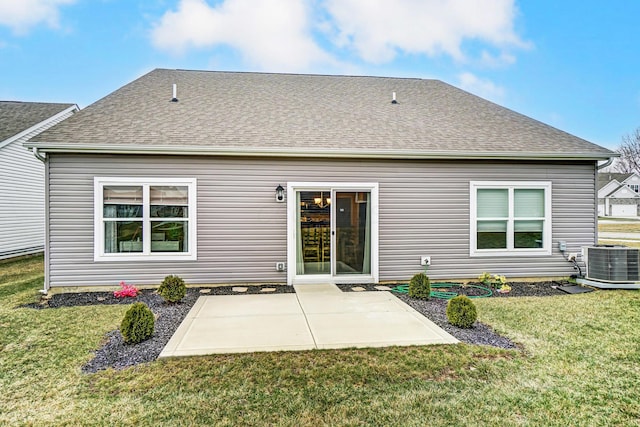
29,69,613,160
0,101,76,144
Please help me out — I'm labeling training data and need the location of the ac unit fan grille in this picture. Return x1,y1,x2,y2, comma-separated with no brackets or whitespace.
586,247,640,282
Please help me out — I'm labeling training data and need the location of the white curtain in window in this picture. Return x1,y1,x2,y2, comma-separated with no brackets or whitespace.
104,208,117,253
477,189,508,218
514,189,544,217
514,220,543,232
103,186,142,204
477,220,507,232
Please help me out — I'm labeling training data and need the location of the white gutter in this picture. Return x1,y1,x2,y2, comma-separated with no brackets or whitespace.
22,142,617,161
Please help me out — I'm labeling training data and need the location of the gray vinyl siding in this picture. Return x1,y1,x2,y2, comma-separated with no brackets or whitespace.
47,154,597,287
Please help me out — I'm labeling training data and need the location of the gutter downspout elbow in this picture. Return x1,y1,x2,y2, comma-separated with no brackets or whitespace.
597,157,614,170
32,147,46,163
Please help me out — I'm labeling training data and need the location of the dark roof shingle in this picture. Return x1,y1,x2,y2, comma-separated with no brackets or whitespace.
31,69,613,159
0,101,76,143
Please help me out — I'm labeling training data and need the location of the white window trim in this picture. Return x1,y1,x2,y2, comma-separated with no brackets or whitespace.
470,181,552,257
94,177,197,261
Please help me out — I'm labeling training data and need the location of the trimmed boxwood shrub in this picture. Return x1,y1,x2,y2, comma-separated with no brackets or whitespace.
158,274,186,303
408,272,431,300
120,302,155,344
446,295,477,328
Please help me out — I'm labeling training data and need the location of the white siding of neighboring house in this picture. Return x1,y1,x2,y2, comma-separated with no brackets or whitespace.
623,174,640,190
46,154,598,288
0,109,76,259
607,186,640,217
599,174,640,217
597,180,621,199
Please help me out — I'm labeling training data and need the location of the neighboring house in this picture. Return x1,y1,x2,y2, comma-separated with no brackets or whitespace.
0,101,78,260
597,172,640,217
26,69,614,291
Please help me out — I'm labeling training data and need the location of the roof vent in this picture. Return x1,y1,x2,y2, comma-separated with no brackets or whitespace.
391,92,397,104
170,83,179,102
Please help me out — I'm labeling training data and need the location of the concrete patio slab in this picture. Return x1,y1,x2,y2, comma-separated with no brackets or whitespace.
295,291,410,314
160,294,315,357
160,284,457,358
306,311,458,349
294,283,342,294
196,294,302,317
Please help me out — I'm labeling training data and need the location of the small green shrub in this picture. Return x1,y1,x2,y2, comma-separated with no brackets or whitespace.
446,296,477,328
120,302,155,344
158,274,186,303
408,272,431,300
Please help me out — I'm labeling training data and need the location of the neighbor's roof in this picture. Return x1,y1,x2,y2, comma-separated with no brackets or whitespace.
0,101,77,144
29,69,614,161
598,173,634,191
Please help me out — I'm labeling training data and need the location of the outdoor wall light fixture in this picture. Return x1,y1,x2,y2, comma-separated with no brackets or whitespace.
275,184,285,202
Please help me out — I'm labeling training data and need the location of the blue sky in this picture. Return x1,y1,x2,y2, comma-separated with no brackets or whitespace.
1,0,638,150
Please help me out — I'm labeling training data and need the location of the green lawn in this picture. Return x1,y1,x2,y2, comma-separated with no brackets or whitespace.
2,255,640,425
598,220,640,247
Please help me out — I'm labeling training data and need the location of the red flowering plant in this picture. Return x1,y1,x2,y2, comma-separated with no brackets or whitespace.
114,281,139,298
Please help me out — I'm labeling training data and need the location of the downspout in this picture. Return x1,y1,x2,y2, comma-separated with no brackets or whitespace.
593,157,615,252
597,158,615,217
31,147,50,294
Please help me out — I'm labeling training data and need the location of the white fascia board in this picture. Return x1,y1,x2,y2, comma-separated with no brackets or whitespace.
22,142,617,161
0,105,78,150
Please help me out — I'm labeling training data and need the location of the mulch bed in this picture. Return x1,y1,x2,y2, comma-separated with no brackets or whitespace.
26,281,575,373
336,281,568,298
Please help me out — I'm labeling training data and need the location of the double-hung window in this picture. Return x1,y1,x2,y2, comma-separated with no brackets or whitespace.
94,177,197,261
470,181,551,256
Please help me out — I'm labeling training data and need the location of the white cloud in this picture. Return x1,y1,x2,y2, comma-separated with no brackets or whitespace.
151,0,334,72
150,0,528,72
322,0,527,63
0,0,75,35
479,50,517,68
457,72,505,101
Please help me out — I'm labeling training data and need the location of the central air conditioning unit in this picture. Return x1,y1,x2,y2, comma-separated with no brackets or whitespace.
581,246,640,288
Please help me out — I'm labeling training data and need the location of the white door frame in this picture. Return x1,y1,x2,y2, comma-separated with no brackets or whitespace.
287,182,379,286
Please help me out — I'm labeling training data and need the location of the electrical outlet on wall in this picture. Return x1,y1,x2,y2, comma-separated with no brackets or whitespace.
275,262,286,272
420,256,431,266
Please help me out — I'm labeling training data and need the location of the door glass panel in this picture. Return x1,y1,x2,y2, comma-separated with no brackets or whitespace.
297,191,330,275
335,192,371,275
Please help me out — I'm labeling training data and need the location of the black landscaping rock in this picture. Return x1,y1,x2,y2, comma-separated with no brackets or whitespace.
27,282,571,372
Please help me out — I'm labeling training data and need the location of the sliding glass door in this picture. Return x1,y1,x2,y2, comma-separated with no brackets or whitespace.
334,191,371,275
296,191,331,275
289,183,378,284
